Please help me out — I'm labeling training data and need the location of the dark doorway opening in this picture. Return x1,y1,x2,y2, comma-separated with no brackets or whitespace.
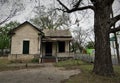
45,42,52,56
23,41,29,54
58,41,65,52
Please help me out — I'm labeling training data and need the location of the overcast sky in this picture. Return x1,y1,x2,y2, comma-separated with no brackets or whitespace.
2,0,117,41
9,0,119,29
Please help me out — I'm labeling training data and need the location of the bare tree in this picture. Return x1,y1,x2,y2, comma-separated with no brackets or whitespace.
0,0,25,25
30,3,70,29
57,0,120,76
72,27,89,52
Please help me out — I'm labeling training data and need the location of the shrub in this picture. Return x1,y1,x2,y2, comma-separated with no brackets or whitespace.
31,58,39,63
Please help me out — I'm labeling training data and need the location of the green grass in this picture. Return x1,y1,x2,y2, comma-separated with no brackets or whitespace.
55,59,88,68
55,59,120,83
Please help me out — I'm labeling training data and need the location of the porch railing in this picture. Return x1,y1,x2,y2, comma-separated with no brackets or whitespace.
56,52,74,57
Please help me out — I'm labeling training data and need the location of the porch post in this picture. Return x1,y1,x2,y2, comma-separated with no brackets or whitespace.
39,36,42,63
56,41,58,62
69,41,70,56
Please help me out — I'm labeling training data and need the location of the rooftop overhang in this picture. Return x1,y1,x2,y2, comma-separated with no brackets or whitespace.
42,37,73,42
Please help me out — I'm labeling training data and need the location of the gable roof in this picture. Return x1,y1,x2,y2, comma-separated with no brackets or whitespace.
9,21,72,39
43,29,72,38
9,21,42,35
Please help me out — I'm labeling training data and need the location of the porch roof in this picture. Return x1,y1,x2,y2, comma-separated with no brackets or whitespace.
42,37,73,42
43,29,72,37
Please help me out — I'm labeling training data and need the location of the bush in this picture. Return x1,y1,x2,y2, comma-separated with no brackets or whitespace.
10,60,23,63
31,58,39,63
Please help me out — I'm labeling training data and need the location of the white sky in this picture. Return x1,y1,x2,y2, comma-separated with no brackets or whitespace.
10,0,56,23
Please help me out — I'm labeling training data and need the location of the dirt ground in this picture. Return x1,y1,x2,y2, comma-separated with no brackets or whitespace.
0,63,80,83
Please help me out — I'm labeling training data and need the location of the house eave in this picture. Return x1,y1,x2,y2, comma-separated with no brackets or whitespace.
44,36,72,38
42,37,73,42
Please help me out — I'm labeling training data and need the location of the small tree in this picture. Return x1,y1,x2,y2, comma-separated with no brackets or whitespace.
72,28,88,52
0,21,20,55
86,41,95,49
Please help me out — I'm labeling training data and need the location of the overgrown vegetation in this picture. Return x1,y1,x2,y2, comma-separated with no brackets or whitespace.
31,58,39,63
55,59,120,83
55,59,89,69
0,57,42,71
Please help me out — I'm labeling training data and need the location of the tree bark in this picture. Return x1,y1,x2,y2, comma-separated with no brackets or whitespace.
93,2,114,76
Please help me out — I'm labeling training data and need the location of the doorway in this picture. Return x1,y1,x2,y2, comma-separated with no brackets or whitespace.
58,41,65,52
45,42,52,56
23,41,30,54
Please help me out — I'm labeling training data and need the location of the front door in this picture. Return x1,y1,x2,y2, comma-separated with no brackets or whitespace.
23,41,29,54
45,42,52,56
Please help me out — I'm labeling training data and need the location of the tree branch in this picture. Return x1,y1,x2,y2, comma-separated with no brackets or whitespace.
0,16,10,25
57,0,69,11
110,25,120,33
55,8,67,12
67,6,95,13
57,0,94,13
73,0,82,9
110,14,120,27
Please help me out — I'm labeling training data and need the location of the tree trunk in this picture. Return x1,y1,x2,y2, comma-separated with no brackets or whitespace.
1,49,4,56
93,2,114,76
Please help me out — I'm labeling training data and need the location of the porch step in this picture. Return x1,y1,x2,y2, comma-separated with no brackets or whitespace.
41,56,57,63
42,58,56,63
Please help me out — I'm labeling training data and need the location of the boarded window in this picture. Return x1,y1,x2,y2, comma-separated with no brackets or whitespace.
58,41,65,52
23,41,29,54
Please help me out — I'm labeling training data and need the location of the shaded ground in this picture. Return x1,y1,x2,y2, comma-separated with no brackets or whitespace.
0,63,80,83
55,60,120,83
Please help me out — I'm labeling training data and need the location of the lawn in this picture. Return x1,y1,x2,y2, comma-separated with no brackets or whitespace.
55,59,120,83
0,57,13,71
0,57,43,71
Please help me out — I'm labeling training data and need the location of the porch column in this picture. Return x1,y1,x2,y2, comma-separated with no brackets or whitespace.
69,41,70,56
56,41,58,62
39,36,42,63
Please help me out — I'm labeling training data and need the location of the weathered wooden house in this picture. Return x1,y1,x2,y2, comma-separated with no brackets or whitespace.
8,21,73,62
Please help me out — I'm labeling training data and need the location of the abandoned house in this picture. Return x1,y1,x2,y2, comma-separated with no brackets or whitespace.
8,21,74,62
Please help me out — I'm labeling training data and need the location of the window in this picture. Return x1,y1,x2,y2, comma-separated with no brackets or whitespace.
58,41,65,52
23,41,30,54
